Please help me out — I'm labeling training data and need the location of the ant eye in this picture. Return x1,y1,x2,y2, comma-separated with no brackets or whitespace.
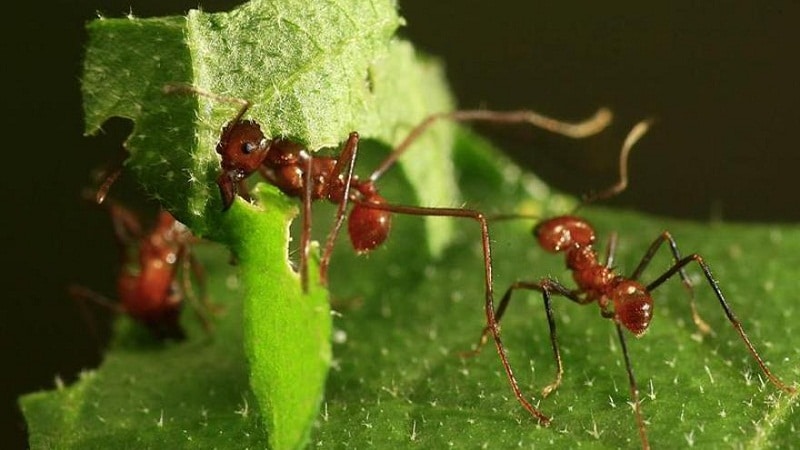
241,142,257,154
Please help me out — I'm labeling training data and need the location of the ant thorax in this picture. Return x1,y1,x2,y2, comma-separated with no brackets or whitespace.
568,246,615,294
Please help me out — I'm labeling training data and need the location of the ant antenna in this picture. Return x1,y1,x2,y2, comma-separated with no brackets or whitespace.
485,212,541,222
162,84,252,127
474,119,651,223
369,107,613,183
578,119,654,208
95,167,122,204
93,143,133,205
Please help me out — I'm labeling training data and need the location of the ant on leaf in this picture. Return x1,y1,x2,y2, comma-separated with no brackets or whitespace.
70,169,211,340
464,121,797,449
164,84,613,294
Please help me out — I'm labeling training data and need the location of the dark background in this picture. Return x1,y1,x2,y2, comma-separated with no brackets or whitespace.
3,1,799,447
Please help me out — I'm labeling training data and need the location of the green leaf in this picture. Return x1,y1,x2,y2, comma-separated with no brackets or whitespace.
220,185,331,449
26,117,799,447
25,0,798,449
39,0,458,449
81,0,456,248
20,241,268,448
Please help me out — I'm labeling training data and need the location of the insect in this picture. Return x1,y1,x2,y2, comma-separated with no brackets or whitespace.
164,84,613,291
465,121,797,449
70,174,210,340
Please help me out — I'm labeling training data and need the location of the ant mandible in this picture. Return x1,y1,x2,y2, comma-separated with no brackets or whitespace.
465,121,797,449
163,85,613,291
70,172,210,340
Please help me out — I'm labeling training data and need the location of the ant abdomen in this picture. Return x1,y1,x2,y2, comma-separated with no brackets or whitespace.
610,280,654,336
348,194,391,253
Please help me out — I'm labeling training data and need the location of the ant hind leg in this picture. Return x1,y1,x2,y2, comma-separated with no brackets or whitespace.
646,249,796,394
180,247,215,333
614,322,651,450
68,284,124,345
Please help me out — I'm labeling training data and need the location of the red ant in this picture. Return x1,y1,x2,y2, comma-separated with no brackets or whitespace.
465,121,797,449
70,173,210,340
163,84,613,291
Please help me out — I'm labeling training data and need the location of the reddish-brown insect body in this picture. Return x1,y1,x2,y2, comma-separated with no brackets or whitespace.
116,208,191,335
75,143,209,338
468,121,796,450
347,188,390,253
191,84,613,290
71,202,208,340
215,119,271,209
535,215,654,335
217,122,392,248
534,215,596,252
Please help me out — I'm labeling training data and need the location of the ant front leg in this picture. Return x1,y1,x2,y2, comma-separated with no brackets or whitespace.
95,166,122,204
300,154,315,291
464,278,579,398
614,322,651,450
68,284,125,344
603,232,619,268
68,286,125,314
645,243,797,395
107,202,144,248
179,245,214,333
318,132,361,288
630,231,712,335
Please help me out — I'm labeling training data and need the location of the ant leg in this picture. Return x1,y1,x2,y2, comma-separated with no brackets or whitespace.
318,132,360,287
179,246,213,333
614,322,651,450
603,232,619,268
538,279,584,397
538,285,563,398
162,84,252,128
369,107,613,182
91,143,130,205
460,281,542,357
647,252,797,394
107,202,144,248
353,200,551,425
631,231,712,335
463,279,579,398
187,251,211,311
68,284,122,345
68,284,124,314
300,155,314,291
95,166,122,204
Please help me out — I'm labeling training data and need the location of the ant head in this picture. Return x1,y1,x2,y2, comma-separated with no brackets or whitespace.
348,192,391,254
611,280,654,337
217,120,271,174
534,216,596,253
215,120,271,210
